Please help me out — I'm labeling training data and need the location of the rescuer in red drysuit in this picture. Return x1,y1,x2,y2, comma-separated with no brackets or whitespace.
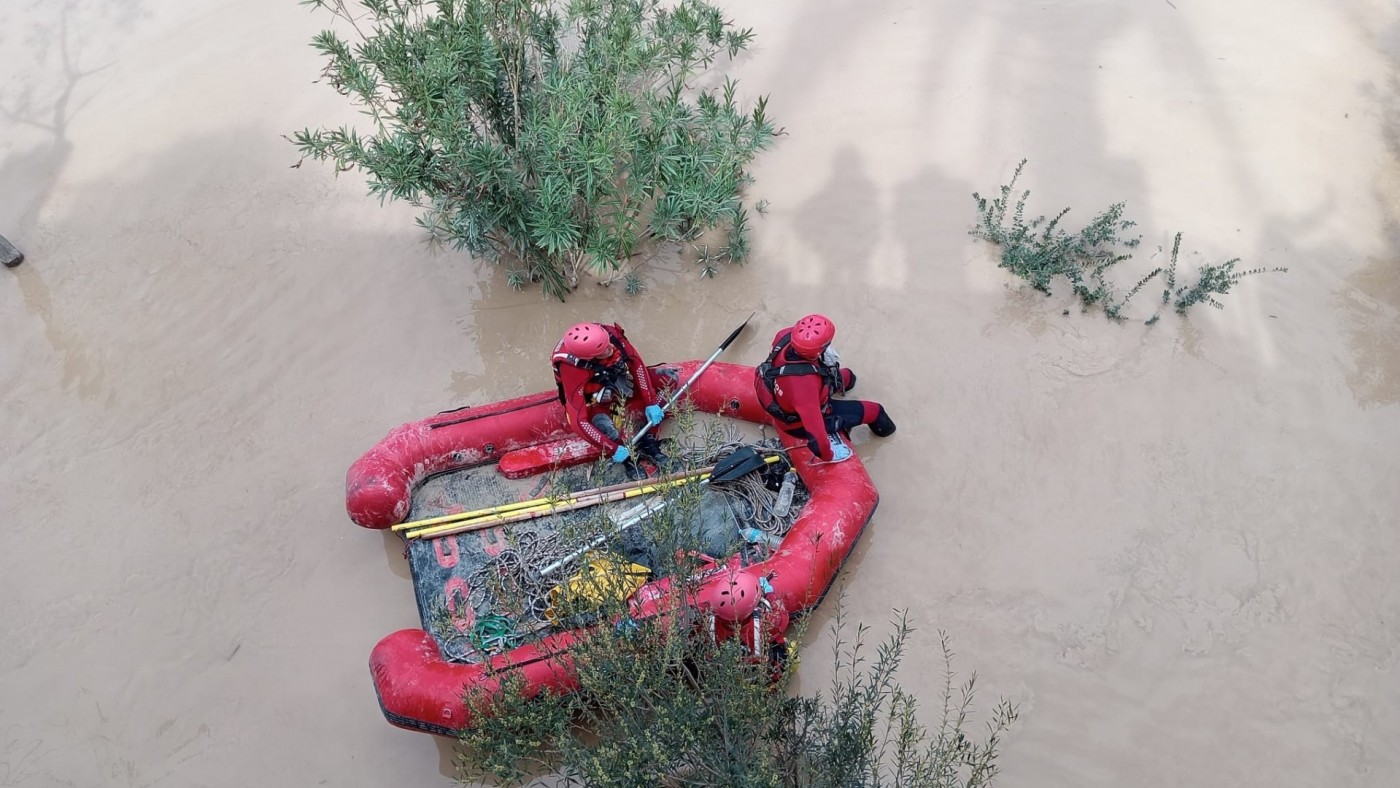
754,314,896,462
552,322,671,469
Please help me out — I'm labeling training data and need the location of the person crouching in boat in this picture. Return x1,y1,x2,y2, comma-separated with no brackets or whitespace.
553,321,670,472
754,314,896,462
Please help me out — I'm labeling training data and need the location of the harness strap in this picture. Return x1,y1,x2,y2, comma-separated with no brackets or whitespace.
756,335,844,424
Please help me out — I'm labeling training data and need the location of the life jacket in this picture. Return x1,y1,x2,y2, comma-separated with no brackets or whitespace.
754,333,845,425
552,326,635,406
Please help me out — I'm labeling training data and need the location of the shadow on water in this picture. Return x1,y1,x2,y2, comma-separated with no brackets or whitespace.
772,1,1152,307
889,165,979,298
6,263,108,401
1333,17,1400,408
0,2,143,402
0,0,147,224
760,0,889,111
918,1,1147,200
793,146,879,289
1338,223,1400,407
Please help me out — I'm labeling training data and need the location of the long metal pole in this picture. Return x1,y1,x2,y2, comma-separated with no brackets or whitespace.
630,311,754,448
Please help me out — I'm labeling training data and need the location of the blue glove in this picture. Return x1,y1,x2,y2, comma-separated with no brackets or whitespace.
645,404,664,426
611,445,630,464
828,435,852,462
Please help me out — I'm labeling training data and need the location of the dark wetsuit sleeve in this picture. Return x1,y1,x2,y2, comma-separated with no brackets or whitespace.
558,362,620,453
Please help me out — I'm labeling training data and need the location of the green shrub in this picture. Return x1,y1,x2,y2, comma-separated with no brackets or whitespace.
293,0,780,300
457,595,1016,787
973,160,1285,323
1147,231,1288,324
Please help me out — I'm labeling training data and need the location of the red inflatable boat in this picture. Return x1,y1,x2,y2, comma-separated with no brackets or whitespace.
346,360,879,735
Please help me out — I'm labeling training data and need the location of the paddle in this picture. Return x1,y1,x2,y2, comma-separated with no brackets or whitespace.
629,311,755,449
708,445,771,482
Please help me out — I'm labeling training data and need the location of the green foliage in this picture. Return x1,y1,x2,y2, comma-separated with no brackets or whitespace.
1155,231,1288,319
972,161,1285,323
972,160,1141,316
788,609,1016,788
294,0,780,300
457,593,1016,787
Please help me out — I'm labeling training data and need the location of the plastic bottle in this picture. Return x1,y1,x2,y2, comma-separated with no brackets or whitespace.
740,527,783,549
772,470,798,518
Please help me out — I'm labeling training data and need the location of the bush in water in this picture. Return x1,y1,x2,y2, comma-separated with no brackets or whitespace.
458,599,1015,787
972,160,1286,323
293,0,780,300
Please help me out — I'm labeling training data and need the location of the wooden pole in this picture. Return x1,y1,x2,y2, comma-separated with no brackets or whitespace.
0,235,22,268
390,464,718,532
404,474,711,540
403,455,777,541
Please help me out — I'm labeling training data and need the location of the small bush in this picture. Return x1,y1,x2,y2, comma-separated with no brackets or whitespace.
457,593,1016,786
1149,231,1287,323
972,160,1285,323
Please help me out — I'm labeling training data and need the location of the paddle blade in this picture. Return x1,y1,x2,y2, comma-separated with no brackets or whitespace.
710,445,771,483
717,311,756,352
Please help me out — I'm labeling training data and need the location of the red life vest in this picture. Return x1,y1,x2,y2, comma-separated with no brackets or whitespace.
551,325,635,406
754,331,845,425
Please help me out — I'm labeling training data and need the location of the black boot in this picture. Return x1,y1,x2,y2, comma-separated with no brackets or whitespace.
870,407,896,437
637,435,672,472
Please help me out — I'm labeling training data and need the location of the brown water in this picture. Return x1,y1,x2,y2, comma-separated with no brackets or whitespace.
3,0,1398,785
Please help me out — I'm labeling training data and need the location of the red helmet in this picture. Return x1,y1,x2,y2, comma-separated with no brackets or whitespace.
695,569,762,622
789,314,835,359
559,322,611,359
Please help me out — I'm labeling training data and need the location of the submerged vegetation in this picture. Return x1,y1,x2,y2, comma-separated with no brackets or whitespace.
972,160,1287,323
293,0,780,300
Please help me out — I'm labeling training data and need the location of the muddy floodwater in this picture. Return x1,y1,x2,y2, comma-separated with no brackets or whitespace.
3,0,1398,785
